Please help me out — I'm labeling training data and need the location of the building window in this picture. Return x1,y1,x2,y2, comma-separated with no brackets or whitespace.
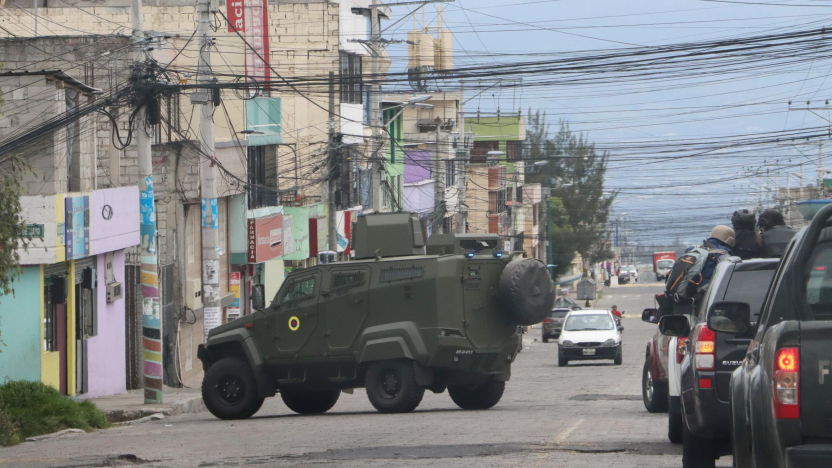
517,184,523,204
445,161,455,187
340,52,363,105
247,145,267,209
506,140,523,161
533,202,539,226
496,189,506,213
153,94,181,145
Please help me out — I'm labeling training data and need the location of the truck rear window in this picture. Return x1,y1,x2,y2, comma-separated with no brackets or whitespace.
806,241,832,319
722,269,776,319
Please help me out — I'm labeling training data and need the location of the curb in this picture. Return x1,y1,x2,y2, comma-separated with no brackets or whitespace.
104,395,206,423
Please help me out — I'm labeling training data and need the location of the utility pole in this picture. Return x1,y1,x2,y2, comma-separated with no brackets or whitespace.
456,81,466,234
434,125,444,234
370,0,383,213
197,0,222,342
509,170,518,251
327,71,338,252
132,0,162,404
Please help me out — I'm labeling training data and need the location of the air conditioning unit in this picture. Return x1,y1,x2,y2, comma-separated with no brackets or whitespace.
106,282,123,303
186,279,203,310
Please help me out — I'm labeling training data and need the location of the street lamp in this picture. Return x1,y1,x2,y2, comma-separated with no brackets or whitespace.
383,95,435,124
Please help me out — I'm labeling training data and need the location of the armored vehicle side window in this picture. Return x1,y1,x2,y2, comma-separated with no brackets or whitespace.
806,237,832,320
280,276,316,304
331,271,365,296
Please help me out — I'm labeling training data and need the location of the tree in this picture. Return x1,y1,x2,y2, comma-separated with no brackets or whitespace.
526,115,615,278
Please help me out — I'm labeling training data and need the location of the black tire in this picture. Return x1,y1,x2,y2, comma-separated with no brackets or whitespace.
202,358,265,420
280,388,340,415
669,407,684,444
642,358,668,413
542,335,549,343
365,360,425,413
448,381,505,410
498,258,556,325
683,420,716,468
614,349,623,366
558,350,568,367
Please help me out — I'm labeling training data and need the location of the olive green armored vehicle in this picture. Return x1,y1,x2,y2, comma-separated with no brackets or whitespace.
198,213,555,419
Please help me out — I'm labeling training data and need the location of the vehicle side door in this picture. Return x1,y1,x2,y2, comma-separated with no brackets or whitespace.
273,272,322,357
322,266,371,352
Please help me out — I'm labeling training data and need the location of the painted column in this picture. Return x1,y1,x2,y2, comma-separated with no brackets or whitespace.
140,176,162,403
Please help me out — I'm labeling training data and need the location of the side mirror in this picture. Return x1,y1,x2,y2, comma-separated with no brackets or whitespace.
659,315,690,337
642,308,658,323
617,325,625,332
707,301,752,335
252,284,266,310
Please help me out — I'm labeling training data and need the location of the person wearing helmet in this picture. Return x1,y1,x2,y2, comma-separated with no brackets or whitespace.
731,209,762,260
611,304,622,319
699,225,735,290
758,208,796,258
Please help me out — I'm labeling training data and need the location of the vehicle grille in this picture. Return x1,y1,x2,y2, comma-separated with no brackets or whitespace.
440,328,464,337
578,342,602,347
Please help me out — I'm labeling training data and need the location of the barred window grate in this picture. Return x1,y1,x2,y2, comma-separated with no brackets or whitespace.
332,271,365,289
379,266,424,283
280,276,316,304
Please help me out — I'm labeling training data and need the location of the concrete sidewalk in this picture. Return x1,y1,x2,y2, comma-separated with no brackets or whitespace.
87,386,205,423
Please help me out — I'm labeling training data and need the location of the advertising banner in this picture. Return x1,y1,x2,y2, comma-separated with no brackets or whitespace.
246,214,283,263
244,0,270,93
65,195,90,260
226,0,245,32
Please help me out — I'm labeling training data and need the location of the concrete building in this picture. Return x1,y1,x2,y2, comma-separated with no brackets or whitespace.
0,71,140,397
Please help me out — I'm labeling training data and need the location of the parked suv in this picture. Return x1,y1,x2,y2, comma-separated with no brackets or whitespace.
707,204,832,468
660,258,778,467
542,308,570,343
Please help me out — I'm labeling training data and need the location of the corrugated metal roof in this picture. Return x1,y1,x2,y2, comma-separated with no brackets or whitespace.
0,70,102,95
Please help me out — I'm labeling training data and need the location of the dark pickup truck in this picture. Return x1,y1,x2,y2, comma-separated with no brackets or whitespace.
659,258,778,468
706,203,832,468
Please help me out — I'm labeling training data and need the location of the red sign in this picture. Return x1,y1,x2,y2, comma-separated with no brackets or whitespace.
247,214,283,263
245,0,271,93
226,0,245,32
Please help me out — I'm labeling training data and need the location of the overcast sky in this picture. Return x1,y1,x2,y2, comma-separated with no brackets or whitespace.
384,0,832,245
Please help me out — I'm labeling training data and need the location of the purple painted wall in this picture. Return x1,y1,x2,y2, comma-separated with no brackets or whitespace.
90,186,140,255
84,250,127,398
404,150,431,184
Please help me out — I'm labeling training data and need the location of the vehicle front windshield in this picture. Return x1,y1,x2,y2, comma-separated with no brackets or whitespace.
657,260,674,269
564,314,615,331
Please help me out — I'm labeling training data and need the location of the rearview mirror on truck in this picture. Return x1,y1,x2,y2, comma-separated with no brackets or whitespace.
707,301,752,335
642,308,658,323
659,315,690,337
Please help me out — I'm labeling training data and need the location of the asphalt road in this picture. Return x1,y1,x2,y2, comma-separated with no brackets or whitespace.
0,280,733,467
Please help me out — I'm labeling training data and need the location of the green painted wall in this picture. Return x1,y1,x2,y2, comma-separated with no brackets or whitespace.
0,267,42,382
469,116,524,142
382,104,405,211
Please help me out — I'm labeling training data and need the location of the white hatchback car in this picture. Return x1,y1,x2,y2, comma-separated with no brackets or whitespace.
557,310,623,367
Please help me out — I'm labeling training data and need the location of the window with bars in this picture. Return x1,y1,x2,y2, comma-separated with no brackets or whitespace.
153,94,181,145
247,145,267,209
506,140,523,161
340,52,363,105
280,276,317,304
379,266,424,283
445,161,455,187
331,271,365,297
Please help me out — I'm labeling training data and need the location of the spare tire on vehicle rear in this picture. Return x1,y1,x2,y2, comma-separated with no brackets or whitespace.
498,258,555,325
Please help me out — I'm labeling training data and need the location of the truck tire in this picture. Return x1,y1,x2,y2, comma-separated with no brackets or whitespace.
280,389,340,415
448,381,505,410
202,358,265,420
498,258,555,326
669,407,684,444
683,421,716,468
365,360,425,413
642,358,668,413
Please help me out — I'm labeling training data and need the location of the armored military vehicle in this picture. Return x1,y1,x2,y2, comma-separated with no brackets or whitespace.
198,213,555,419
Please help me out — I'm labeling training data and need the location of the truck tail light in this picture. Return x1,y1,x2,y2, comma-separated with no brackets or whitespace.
676,337,688,364
774,347,800,419
543,318,552,324
694,324,716,371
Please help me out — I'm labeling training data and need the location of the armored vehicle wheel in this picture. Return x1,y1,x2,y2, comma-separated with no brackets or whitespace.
202,358,264,420
448,381,505,410
365,360,425,413
280,389,340,415
498,258,556,326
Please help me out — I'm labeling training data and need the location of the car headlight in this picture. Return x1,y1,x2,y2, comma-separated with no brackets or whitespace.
562,340,575,347
603,339,616,347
